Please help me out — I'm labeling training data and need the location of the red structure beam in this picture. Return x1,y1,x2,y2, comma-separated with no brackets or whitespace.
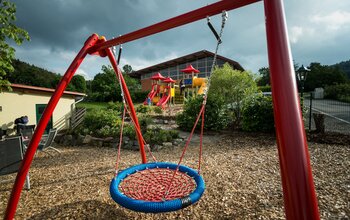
103,41,147,164
264,0,320,219
87,0,261,53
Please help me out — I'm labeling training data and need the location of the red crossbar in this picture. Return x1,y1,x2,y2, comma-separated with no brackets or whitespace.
87,0,261,54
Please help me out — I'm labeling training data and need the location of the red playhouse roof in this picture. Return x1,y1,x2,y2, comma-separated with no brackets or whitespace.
151,72,165,80
181,64,200,74
163,77,176,83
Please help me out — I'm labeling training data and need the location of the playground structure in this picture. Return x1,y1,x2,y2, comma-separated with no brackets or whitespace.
181,64,208,100
5,0,321,219
143,73,176,109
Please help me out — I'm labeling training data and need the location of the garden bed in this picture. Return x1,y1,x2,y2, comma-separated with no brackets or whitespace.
0,132,348,219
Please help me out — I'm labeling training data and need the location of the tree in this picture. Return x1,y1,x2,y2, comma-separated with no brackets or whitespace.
90,65,119,102
0,0,30,91
122,64,133,74
256,67,270,86
209,63,258,127
304,62,347,91
70,75,87,93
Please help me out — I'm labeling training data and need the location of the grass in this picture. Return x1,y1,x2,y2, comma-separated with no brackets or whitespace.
76,102,109,111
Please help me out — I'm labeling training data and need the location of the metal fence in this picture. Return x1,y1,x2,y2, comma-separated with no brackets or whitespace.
304,93,350,134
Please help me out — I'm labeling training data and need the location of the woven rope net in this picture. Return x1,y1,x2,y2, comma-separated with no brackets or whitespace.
119,168,196,202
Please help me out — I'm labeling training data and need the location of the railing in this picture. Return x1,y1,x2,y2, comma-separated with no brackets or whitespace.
304,93,350,134
70,107,86,130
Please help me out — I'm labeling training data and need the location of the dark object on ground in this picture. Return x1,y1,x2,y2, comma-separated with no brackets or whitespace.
313,113,325,133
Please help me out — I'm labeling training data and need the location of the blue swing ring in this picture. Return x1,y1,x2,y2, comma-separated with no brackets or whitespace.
110,162,205,213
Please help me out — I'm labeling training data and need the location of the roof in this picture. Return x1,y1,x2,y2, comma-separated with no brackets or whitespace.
130,50,244,78
10,84,87,97
150,72,166,80
181,64,200,74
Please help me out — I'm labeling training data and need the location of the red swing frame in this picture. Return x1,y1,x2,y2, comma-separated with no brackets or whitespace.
5,0,320,219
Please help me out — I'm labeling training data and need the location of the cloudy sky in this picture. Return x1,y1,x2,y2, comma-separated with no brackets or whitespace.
10,0,350,79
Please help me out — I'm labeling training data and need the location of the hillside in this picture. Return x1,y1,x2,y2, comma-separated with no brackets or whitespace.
5,59,86,92
332,60,350,79
6,59,61,89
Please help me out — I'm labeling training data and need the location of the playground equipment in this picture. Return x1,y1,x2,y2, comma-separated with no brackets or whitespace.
5,0,320,219
181,64,208,99
156,77,176,109
143,72,165,105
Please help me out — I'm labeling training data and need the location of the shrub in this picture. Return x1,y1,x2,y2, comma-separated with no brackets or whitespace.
143,127,179,145
258,85,271,92
106,101,124,112
176,95,229,131
241,94,275,132
77,108,125,137
136,104,151,114
324,83,350,103
123,124,136,138
138,115,153,132
154,106,163,114
209,63,258,126
83,109,120,133
133,91,150,103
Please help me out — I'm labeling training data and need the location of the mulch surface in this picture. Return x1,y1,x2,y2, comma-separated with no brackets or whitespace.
1,132,349,219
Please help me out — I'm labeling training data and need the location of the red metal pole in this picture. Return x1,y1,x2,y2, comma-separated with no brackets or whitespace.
87,0,261,54
263,0,320,219
4,34,100,220
103,42,147,164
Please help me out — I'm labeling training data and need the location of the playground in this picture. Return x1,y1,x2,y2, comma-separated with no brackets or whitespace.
0,132,348,219
2,0,348,218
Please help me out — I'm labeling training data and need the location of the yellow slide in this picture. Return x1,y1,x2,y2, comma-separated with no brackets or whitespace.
192,76,208,95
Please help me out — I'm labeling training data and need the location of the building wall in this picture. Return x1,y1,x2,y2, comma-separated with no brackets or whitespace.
0,89,76,132
141,79,153,91
140,56,227,91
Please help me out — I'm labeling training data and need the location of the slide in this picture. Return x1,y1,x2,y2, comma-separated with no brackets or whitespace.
143,85,158,105
156,87,171,109
193,76,208,95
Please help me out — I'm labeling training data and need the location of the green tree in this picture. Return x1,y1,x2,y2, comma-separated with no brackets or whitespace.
122,64,133,74
70,74,87,93
256,67,270,86
90,65,118,102
209,63,258,127
304,62,347,91
89,65,141,102
7,59,59,88
0,0,30,91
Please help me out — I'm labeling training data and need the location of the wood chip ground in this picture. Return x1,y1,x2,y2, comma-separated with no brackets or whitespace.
0,132,349,219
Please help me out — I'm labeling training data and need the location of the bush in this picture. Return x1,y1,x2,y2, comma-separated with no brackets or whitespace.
241,94,275,132
324,83,350,103
143,127,179,145
258,85,271,92
176,95,229,131
132,91,149,103
136,104,151,114
83,109,120,134
153,106,163,114
106,101,124,112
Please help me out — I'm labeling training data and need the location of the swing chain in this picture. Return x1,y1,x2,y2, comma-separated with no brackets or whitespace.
203,10,228,101
112,46,126,105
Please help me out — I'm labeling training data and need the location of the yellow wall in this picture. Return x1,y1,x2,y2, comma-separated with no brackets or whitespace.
0,90,77,132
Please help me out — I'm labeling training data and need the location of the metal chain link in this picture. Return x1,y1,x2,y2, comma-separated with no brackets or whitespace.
203,11,228,102
112,46,126,105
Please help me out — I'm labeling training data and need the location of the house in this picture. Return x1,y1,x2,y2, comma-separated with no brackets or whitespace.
130,50,244,91
0,84,86,134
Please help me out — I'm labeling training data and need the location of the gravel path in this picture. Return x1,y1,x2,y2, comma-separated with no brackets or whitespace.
1,133,349,219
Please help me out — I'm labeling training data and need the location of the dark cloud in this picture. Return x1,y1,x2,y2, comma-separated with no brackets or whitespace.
10,0,350,78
